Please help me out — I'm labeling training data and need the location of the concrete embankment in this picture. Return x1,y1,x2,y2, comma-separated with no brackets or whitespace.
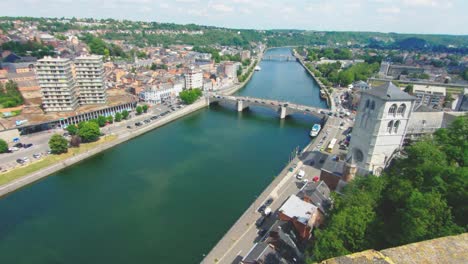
293,50,333,110
0,99,209,197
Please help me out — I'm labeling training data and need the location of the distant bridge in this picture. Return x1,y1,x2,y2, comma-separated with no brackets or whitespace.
208,95,329,120
262,55,297,62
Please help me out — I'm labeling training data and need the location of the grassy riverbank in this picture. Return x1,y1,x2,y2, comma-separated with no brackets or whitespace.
0,135,117,185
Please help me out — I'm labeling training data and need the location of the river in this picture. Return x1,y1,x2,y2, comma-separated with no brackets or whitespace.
0,48,326,264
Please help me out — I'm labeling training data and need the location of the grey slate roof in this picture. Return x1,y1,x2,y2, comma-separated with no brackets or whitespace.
363,82,415,101
297,181,332,214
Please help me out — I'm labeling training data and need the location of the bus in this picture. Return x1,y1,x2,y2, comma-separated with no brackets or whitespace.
326,138,337,153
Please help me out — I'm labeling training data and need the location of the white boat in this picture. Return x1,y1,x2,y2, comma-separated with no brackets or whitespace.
254,66,261,71
310,124,321,137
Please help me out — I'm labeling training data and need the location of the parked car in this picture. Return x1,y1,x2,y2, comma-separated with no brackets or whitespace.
258,228,267,237
9,147,19,152
127,126,132,129
263,207,272,217
33,153,41,159
265,198,274,206
255,216,266,227
16,159,24,164
296,169,305,180
23,143,33,148
13,143,23,148
257,205,266,213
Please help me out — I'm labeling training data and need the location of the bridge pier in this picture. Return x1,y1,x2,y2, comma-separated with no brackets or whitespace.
280,106,287,119
237,100,244,112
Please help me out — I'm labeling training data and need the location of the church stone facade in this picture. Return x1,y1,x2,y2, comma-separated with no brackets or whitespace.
347,82,415,175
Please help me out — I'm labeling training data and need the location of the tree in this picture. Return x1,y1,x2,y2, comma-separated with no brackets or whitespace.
70,135,81,147
106,115,114,124
0,138,8,153
48,134,68,154
122,110,129,119
115,112,122,122
404,84,413,94
444,92,454,108
66,124,78,135
97,115,107,127
398,191,463,244
78,121,100,142
136,106,143,115
142,104,149,113
179,88,202,104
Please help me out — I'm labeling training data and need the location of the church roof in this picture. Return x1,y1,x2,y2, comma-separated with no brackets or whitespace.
364,82,415,101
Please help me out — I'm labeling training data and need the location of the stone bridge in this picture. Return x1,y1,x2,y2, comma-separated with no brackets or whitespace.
208,95,329,120
262,55,297,62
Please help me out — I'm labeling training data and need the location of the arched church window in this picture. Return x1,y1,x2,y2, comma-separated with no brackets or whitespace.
370,101,375,110
387,120,394,133
353,148,364,162
388,104,397,116
394,120,400,133
397,104,406,116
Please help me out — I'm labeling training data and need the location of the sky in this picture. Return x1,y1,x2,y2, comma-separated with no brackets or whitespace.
2,0,468,35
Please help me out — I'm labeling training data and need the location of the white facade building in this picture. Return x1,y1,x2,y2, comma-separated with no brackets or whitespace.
347,82,415,175
141,82,184,104
36,57,79,112
74,55,107,105
185,67,203,89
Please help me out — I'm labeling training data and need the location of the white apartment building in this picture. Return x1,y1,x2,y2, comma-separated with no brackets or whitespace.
36,57,79,112
185,67,203,89
74,55,107,105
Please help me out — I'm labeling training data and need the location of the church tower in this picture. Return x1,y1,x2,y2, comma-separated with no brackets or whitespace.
347,82,415,175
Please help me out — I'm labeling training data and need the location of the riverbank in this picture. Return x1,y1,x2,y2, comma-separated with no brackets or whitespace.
0,99,209,197
293,49,333,110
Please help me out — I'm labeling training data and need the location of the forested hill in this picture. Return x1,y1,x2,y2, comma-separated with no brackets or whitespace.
1,16,467,52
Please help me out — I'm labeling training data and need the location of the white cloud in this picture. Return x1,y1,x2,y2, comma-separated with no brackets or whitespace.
377,6,401,14
210,4,234,13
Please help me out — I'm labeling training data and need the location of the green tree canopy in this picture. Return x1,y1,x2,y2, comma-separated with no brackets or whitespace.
179,88,202,104
66,124,78,135
122,110,129,119
97,115,107,127
0,138,8,153
77,121,100,142
48,134,68,154
114,112,122,122
136,106,143,115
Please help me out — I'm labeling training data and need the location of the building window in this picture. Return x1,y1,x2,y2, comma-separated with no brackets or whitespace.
397,104,406,116
394,120,400,133
387,120,394,133
388,104,397,116
353,148,364,162
370,101,375,110
365,99,370,108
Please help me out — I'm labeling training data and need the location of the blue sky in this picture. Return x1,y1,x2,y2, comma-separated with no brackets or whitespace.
2,0,468,35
